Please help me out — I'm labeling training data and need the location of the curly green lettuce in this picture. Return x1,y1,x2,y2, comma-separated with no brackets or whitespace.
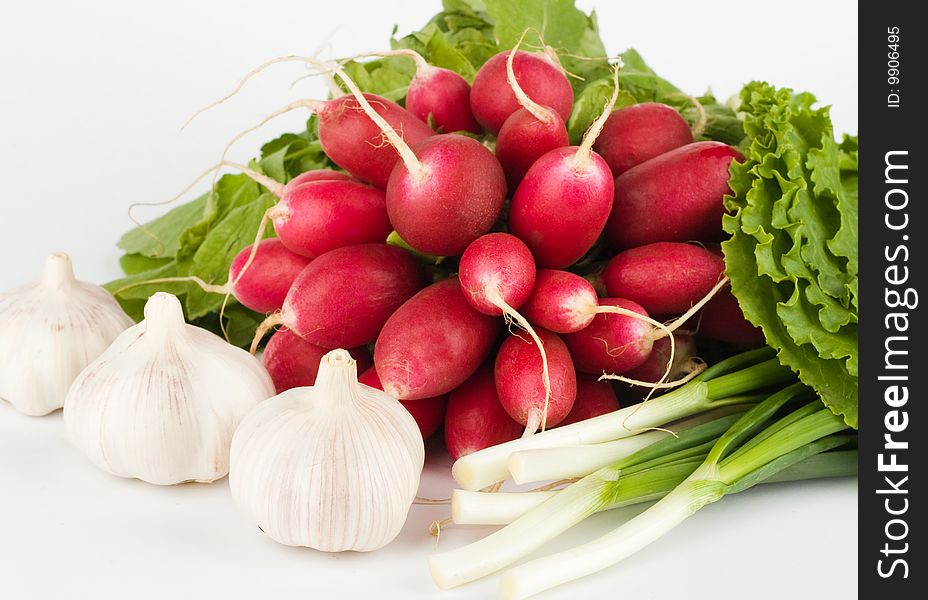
722,82,858,427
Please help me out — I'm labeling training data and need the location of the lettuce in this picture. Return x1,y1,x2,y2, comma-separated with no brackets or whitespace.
722,82,859,427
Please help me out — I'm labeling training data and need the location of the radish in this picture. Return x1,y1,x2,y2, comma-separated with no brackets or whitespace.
445,365,523,461
263,327,371,392
374,278,500,400
250,243,422,352
494,36,570,188
601,242,725,314
563,297,655,375
221,239,311,312
385,133,507,255
593,102,693,176
386,50,481,134
358,367,447,441
507,65,621,268
559,374,620,426
495,328,577,434
470,49,573,134
696,287,766,347
606,141,744,248
177,160,392,260
115,238,310,316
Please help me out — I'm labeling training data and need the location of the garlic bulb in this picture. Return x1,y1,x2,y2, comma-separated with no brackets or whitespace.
230,349,424,551
0,252,133,416
63,292,275,485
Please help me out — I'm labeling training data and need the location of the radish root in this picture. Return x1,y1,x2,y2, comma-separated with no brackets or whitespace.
603,357,707,389
665,92,708,139
250,311,284,354
507,29,557,124
652,276,730,339
181,55,337,130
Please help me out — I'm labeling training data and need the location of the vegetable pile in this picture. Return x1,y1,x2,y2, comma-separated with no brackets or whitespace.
0,0,858,598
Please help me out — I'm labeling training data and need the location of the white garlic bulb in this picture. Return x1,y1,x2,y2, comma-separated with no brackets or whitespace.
230,348,424,551
64,292,275,485
0,252,133,416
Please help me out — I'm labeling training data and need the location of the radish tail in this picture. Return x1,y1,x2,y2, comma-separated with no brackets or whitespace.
660,276,730,336
111,276,229,297
211,99,322,195
181,55,336,130
249,312,284,355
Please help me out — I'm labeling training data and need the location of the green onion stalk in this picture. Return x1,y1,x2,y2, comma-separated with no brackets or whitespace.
452,348,793,491
430,382,855,597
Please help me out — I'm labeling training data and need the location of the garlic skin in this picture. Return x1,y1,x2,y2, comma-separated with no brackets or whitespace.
0,253,133,416
230,349,424,552
63,292,275,485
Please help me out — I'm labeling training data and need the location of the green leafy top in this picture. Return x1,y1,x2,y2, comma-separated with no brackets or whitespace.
721,82,858,427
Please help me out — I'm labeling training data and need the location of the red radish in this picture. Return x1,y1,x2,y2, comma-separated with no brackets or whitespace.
496,108,569,188
394,51,481,134
250,243,422,352
374,278,500,400
263,328,371,393
192,161,392,259
358,367,447,440
470,50,573,134
385,134,507,255
459,233,537,316
622,334,698,385
606,141,744,248
563,297,656,375
495,328,577,434
282,169,353,194
494,37,569,188
521,269,602,334
459,233,555,426
267,178,393,258
593,102,693,176
696,287,766,347
445,365,523,461
507,65,621,268
559,374,620,426
112,238,310,323
224,239,312,312
602,242,725,314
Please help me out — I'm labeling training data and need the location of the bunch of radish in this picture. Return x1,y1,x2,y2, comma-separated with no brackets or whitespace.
173,36,762,460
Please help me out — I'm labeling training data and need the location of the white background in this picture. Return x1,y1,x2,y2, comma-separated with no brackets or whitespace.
0,1,857,599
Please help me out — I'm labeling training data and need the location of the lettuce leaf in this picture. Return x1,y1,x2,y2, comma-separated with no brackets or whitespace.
722,82,858,427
